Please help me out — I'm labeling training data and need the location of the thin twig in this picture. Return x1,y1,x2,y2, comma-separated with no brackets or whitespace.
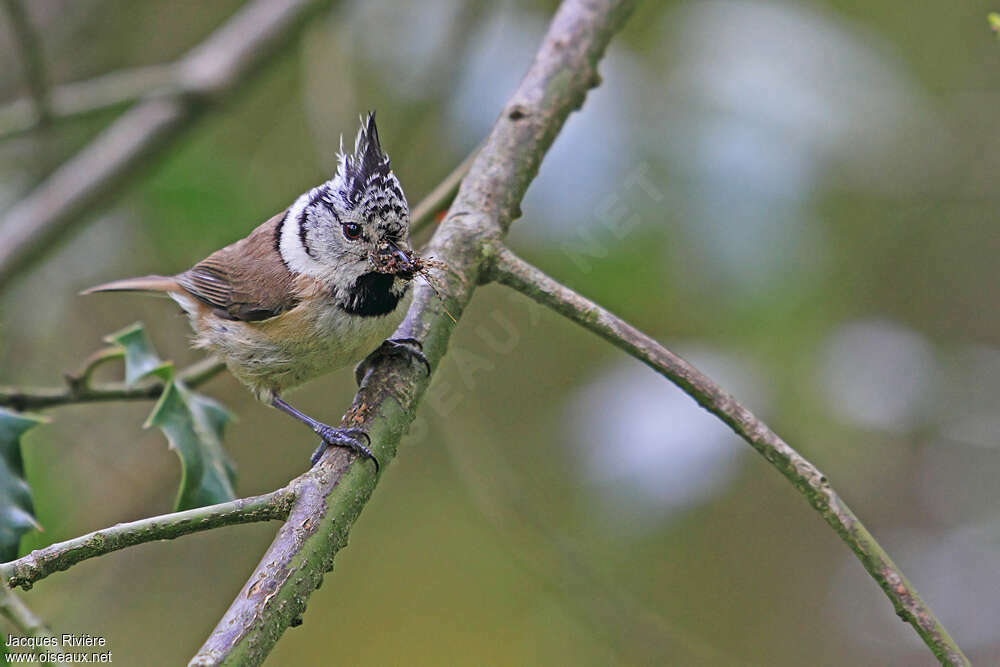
1,489,294,590
486,245,969,667
189,1,637,664
0,64,176,141
64,347,124,389
0,2,967,665
0,0,50,126
409,145,479,237
0,356,225,411
0,583,65,665
0,0,335,289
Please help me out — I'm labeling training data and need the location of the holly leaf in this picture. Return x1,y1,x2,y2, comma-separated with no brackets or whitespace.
0,408,45,562
105,323,172,385
107,324,236,511
145,380,236,510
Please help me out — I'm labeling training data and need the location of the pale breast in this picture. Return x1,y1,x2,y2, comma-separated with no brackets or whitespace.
171,289,411,400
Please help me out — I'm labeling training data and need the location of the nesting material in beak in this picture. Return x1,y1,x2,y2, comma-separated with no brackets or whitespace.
371,242,456,323
371,241,416,278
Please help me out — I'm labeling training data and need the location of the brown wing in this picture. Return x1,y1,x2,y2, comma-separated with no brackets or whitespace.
177,211,300,322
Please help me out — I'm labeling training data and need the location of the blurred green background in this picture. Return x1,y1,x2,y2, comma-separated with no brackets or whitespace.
2,0,1000,664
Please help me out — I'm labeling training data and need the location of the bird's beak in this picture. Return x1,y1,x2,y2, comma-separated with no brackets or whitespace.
373,240,416,278
390,242,415,274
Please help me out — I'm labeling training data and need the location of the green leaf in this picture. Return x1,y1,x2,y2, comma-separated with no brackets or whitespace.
1,634,8,665
146,381,236,510
108,323,236,510
105,323,172,385
0,408,45,562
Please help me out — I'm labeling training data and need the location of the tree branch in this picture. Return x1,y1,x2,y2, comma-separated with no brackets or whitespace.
0,356,225,411
0,65,175,141
485,246,969,667
0,0,50,126
1,489,293,591
0,2,957,664
0,0,335,289
189,1,638,664
0,1,968,664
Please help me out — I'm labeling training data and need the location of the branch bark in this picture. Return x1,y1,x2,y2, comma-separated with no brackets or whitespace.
1,489,293,590
3,1,958,664
0,356,225,411
189,1,638,664
0,0,334,289
485,246,969,667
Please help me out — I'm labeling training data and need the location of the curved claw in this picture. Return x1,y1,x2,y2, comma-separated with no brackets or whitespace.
312,425,379,472
391,338,431,376
355,337,431,385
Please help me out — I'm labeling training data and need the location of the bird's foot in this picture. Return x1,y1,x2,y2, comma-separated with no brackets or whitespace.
354,337,430,386
310,425,379,472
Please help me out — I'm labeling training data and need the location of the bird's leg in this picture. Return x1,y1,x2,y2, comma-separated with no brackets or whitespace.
354,337,430,386
271,395,378,472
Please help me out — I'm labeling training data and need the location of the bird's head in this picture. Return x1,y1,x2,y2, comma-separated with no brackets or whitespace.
278,112,414,316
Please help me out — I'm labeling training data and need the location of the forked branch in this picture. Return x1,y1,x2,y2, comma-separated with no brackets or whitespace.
0,356,225,411
0,0,968,665
485,246,969,667
189,0,639,664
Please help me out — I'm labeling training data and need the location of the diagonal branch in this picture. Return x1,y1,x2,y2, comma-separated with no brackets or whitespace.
0,2,961,665
189,1,638,664
0,65,175,141
0,0,335,289
485,245,969,667
1,489,293,590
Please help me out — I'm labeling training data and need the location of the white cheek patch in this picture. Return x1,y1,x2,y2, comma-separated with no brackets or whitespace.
280,190,329,278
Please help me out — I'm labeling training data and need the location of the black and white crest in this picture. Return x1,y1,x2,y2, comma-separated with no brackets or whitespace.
331,112,408,226
276,111,412,290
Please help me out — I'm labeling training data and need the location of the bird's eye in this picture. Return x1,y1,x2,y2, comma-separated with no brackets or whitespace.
341,223,362,240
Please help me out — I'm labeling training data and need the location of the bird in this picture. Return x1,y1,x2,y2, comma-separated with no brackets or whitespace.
84,112,426,471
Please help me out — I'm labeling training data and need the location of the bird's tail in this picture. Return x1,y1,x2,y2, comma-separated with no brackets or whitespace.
81,275,180,295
